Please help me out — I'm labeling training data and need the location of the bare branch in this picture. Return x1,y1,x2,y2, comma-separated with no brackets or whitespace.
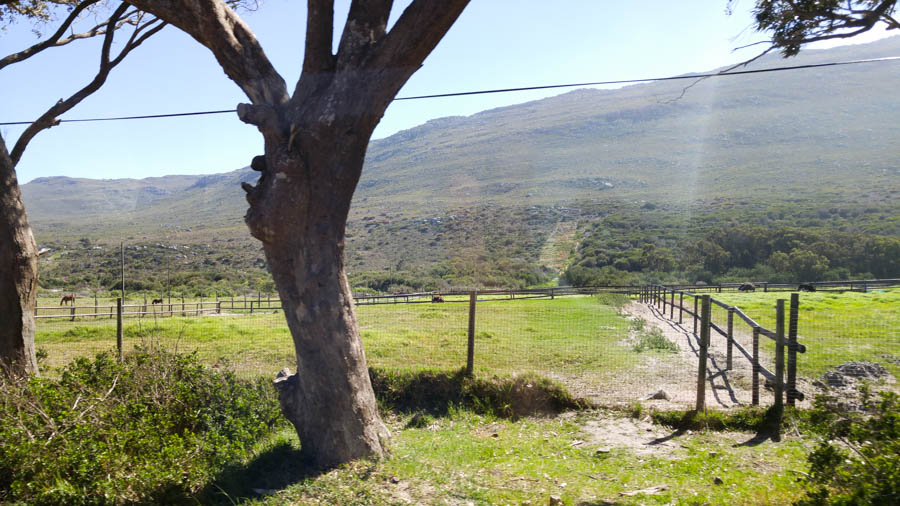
126,0,289,107
110,17,166,66
303,0,335,75
662,45,776,104
9,3,146,165
0,0,100,70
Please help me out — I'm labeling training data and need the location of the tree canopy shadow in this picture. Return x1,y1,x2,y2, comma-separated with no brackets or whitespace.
198,437,321,505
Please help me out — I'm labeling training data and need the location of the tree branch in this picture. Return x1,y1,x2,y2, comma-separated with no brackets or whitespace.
125,0,289,107
334,0,392,70
753,0,899,56
0,0,101,71
9,4,163,165
303,0,335,75
372,0,469,76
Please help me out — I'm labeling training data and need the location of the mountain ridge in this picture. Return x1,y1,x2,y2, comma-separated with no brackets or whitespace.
20,37,900,291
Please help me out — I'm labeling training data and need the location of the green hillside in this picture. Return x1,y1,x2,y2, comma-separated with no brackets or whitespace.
21,37,900,294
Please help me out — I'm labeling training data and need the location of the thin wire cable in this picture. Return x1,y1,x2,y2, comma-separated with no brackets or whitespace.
2,55,898,126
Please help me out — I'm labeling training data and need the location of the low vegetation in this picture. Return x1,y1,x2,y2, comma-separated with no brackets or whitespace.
0,349,283,505
797,388,899,505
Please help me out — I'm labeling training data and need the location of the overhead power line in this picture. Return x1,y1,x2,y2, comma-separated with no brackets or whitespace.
1,55,899,127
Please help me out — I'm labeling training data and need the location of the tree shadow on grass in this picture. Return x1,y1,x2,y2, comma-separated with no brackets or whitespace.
370,366,589,420
199,437,322,505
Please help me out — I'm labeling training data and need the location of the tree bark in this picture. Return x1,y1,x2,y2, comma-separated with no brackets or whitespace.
255,98,390,467
0,134,39,376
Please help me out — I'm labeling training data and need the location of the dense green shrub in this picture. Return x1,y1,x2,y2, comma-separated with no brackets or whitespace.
0,349,283,505
796,390,899,505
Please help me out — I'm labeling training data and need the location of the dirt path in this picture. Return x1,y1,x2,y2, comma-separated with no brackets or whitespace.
611,301,780,410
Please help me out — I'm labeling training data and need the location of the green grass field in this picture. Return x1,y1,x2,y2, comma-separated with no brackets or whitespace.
35,297,652,392
709,289,900,380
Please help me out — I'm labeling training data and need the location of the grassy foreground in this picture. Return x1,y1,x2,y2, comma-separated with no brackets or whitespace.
215,409,808,505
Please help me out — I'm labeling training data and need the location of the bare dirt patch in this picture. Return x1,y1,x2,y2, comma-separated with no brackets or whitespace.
591,301,784,410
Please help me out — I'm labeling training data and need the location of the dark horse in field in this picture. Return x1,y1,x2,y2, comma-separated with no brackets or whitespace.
738,282,756,292
151,298,164,304
432,295,445,303
60,294,75,305
798,283,816,292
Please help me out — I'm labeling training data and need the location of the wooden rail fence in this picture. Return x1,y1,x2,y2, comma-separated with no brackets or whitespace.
641,284,805,411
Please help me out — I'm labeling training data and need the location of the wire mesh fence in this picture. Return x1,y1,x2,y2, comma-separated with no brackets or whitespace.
34,287,900,411
647,285,900,409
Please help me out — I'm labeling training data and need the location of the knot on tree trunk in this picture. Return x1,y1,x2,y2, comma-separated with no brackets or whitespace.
237,103,284,138
273,367,303,430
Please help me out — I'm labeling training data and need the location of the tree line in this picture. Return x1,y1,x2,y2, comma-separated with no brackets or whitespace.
565,223,900,287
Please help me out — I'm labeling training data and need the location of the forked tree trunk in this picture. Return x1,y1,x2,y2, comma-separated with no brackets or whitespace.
0,136,39,376
124,0,471,468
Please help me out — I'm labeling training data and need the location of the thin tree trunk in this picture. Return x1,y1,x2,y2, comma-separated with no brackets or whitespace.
0,135,39,376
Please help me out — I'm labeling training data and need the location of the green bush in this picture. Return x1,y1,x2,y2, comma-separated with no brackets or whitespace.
632,328,679,353
796,390,899,505
0,349,283,505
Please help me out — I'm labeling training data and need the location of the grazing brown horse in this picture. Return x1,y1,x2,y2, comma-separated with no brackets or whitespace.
432,295,445,303
60,294,76,305
151,298,164,304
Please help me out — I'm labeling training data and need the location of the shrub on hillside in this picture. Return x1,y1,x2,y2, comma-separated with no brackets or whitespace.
0,349,283,505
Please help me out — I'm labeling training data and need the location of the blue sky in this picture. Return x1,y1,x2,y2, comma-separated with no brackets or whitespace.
0,0,890,183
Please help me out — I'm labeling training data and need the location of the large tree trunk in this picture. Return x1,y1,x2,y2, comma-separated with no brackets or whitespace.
255,113,389,467
0,135,39,376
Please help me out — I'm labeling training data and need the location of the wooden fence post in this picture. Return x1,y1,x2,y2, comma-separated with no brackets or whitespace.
752,326,760,405
678,292,684,324
116,298,123,361
693,296,698,335
775,299,786,414
217,301,221,314
726,308,734,370
669,290,675,319
787,293,800,407
70,304,76,322
466,291,477,376
696,295,711,411
181,293,186,317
